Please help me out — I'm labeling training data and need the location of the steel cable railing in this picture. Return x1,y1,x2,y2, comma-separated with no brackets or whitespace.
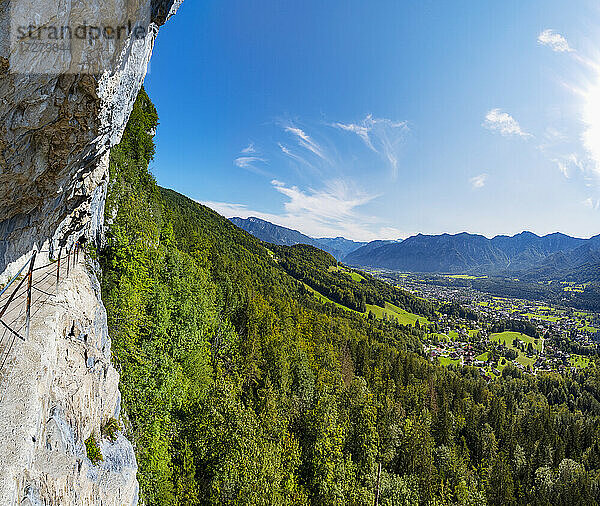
0,243,83,384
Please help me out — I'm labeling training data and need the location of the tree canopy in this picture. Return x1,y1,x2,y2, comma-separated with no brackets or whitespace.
100,89,600,506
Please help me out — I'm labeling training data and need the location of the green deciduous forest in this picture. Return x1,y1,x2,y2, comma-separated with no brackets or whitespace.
99,89,600,505
272,244,436,316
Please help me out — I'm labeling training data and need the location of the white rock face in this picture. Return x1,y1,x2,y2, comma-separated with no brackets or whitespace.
0,0,181,276
0,0,181,503
0,258,137,505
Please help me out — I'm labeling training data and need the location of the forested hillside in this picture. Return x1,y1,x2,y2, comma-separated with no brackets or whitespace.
100,89,600,505
272,243,436,317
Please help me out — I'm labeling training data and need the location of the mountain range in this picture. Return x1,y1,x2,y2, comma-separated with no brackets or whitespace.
230,217,600,280
229,217,370,259
346,231,600,279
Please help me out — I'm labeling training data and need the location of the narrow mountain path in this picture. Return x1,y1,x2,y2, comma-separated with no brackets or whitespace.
0,251,79,381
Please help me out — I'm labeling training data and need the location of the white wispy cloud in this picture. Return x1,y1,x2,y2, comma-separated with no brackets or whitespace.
537,29,573,53
332,114,409,178
278,142,313,167
278,143,292,156
334,121,375,150
201,179,404,241
537,117,600,183
538,28,599,71
483,109,532,138
235,156,266,169
530,29,600,183
579,76,600,178
583,197,599,210
544,126,568,142
284,125,328,161
271,178,374,223
469,174,488,189
234,144,268,175
542,37,600,180
202,201,251,217
552,154,585,178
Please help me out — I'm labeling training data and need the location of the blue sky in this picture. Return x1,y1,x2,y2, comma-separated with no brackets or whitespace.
145,0,600,241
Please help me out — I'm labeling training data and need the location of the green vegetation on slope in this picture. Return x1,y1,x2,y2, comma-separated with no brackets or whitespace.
365,302,430,326
101,89,600,506
490,331,542,369
273,243,436,317
491,331,542,353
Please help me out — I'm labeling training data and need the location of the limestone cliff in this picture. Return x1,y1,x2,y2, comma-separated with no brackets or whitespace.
0,256,139,504
0,0,181,504
0,0,182,278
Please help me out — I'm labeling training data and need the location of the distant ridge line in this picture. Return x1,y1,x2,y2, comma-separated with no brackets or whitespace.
228,216,600,280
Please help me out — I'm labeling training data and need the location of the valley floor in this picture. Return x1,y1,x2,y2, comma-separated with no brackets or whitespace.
369,270,599,378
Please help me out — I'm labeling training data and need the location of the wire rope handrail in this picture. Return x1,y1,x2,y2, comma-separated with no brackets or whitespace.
0,242,85,389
